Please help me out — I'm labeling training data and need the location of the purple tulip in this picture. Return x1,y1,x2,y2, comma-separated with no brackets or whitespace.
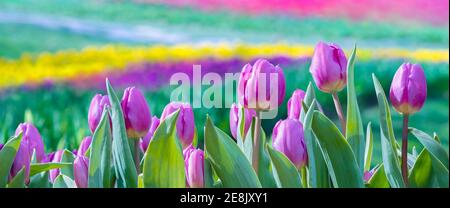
160,102,195,148
88,94,110,134
12,123,45,182
389,63,427,115
238,59,286,110
272,119,308,169
0,143,3,151
183,144,195,160
229,103,256,139
121,87,152,139
287,89,306,120
77,136,92,156
309,42,347,93
73,155,89,188
185,148,204,188
140,116,160,152
49,150,64,182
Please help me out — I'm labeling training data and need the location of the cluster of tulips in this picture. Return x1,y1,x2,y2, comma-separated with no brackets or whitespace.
0,41,447,188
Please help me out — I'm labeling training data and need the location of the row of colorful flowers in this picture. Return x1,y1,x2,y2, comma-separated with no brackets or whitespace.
1,43,448,90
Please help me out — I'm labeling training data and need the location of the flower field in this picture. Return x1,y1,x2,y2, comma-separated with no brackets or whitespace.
0,0,448,188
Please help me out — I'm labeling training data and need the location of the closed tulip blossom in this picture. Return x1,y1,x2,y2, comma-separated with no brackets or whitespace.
287,89,306,120
185,148,204,188
140,116,160,152
309,42,348,133
238,58,286,111
160,102,195,148
229,103,256,139
121,87,152,139
73,155,89,188
77,136,92,156
12,123,45,182
389,63,427,187
88,94,110,134
49,150,64,182
272,119,308,169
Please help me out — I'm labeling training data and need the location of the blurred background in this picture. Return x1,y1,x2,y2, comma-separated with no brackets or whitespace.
0,0,448,164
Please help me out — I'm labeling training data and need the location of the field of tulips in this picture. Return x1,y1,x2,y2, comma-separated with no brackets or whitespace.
0,0,448,189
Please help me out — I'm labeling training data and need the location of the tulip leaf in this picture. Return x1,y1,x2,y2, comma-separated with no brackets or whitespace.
138,173,144,188
367,164,390,188
29,162,71,177
266,145,302,188
257,127,277,188
143,110,185,188
372,74,405,188
53,174,76,188
242,118,254,163
7,167,26,188
236,107,246,151
60,149,75,178
0,133,23,188
106,79,138,188
364,122,373,172
300,82,321,122
409,128,449,170
302,100,330,188
88,107,112,188
311,111,363,188
204,116,261,188
204,157,217,188
29,172,51,188
409,149,435,188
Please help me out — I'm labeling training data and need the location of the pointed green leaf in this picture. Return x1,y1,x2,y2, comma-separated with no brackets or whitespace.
7,167,25,188
60,149,75,178
367,164,390,188
0,133,23,187
409,149,435,188
409,128,449,170
29,162,71,177
106,79,138,188
311,111,363,188
372,74,405,188
300,82,322,122
364,122,373,172
267,145,302,188
204,157,216,188
53,174,76,188
204,116,261,188
29,172,51,188
88,107,112,188
302,100,330,188
143,110,185,188
257,128,277,188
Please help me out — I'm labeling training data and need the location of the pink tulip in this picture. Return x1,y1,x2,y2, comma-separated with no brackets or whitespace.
272,119,308,169
121,87,152,139
229,103,256,139
88,94,110,134
49,150,64,182
73,155,89,188
160,102,195,148
287,89,306,120
77,136,92,156
140,116,160,152
185,148,204,188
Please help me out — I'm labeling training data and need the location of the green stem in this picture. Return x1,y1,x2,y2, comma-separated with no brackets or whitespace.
332,92,346,135
252,112,261,175
401,114,409,187
300,167,308,188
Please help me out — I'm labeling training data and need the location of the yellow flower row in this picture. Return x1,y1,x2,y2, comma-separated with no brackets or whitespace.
0,43,448,89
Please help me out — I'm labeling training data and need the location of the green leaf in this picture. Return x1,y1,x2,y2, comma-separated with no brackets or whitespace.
302,100,330,188
236,106,246,151
29,162,71,177
7,167,25,188
257,128,277,188
311,111,363,188
138,173,144,188
409,149,435,188
409,128,449,170
29,172,51,188
106,79,138,188
0,133,23,187
60,149,75,178
364,122,373,172
53,174,76,188
300,82,320,122
367,164,390,188
372,74,405,188
346,45,365,174
204,116,261,188
88,107,112,188
266,145,302,188
242,118,254,163
143,110,185,188
204,157,216,188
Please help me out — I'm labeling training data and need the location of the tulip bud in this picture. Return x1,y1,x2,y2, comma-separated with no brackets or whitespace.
185,148,204,188
238,59,286,110
88,94,110,134
272,119,308,169
49,150,64,182
287,89,306,120
12,123,45,181
77,136,92,156
121,87,152,139
160,102,195,148
73,155,89,188
309,42,347,93
140,116,160,152
229,103,256,139
183,144,195,160
389,63,427,115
